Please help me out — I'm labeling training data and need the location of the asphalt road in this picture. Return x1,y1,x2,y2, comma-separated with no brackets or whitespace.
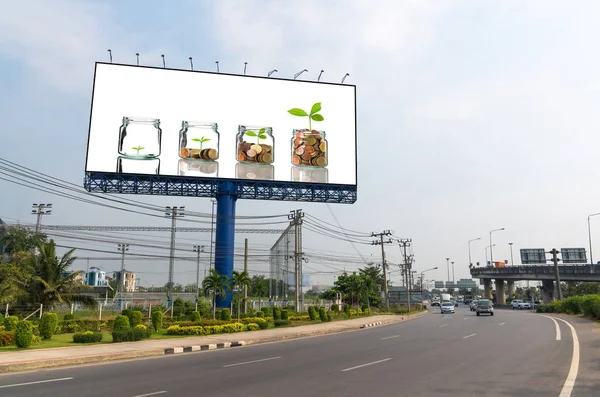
0,306,584,397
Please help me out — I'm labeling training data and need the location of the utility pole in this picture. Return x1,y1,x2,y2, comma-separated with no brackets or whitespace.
445,258,450,282
289,210,306,313
371,231,393,310
397,239,413,311
31,203,52,234
550,248,563,300
117,243,129,310
209,199,216,271
165,206,185,309
193,244,204,310
244,238,248,314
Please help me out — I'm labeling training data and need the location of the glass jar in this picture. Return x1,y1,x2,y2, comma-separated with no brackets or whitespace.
178,159,218,177
290,129,327,167
178,121,219,161
236,125,274,164
236,162,274,180
291,166,328,183
117,156,160,175
118,117,162,159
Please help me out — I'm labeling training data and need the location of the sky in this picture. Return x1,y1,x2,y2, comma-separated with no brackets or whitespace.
2,0,600,289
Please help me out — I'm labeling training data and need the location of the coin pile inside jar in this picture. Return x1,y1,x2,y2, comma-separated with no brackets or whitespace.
292,129,327,167
180,147,218,161
237,142,274,164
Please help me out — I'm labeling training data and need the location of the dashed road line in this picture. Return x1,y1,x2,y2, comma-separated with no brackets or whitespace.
341,358,393,372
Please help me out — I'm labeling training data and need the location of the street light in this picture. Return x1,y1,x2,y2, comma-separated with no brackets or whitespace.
588,213,600,265
420,267,438,305
489,228,505,266
193,245,205,302
508,242,514,265
451,262,455,283
485,244,496,266
468,238,481,267
445,258,450,282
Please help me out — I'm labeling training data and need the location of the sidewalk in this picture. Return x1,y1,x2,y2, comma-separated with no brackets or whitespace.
0,312,427,373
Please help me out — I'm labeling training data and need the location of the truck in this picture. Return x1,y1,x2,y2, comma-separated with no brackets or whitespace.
441,293,451,302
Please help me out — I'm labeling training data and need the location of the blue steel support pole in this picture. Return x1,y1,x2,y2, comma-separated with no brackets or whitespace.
214,184,237,308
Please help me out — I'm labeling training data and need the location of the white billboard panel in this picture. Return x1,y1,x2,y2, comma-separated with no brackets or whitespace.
85,63,357,186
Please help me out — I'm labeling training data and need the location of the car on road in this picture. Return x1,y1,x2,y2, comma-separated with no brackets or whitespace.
431,299,440,307
470,300,479,311
451,299,459,307
476,300,494,316
440,301,455,314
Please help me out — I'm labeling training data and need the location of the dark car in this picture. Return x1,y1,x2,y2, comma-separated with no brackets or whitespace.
476,299,494,316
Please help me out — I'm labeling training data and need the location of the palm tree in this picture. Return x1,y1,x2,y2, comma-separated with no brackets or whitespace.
202,268,228,319
255,278,268,310
231,270,252,321
28,240,93,306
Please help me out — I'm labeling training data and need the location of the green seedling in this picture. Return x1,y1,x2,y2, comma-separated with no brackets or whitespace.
192,137,211,150
131,146,145,155
244,127,268,144
287,102,324,131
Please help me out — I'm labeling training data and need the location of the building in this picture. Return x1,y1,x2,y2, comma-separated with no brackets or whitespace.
85,267,108,287
113,270,136,292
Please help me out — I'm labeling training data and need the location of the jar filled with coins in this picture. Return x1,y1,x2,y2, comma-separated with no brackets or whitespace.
178,121,220,161
118,117,162,159
291,129,327,167
236,125,274,164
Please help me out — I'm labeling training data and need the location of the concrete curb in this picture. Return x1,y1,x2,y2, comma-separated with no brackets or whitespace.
360,321,382,328
164,341,245,355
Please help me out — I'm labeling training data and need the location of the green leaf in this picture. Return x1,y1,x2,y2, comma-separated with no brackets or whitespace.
310,114,324,121
201,137,211,143
310,102,322,115
191,138,201,142
259,128,266,135
245,131,257,137
288,108,308,117
258,134,267,140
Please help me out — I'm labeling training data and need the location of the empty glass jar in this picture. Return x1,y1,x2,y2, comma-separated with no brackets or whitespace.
179,121,219,161
117,157,160,175
290,129,328,167
118,117,162,158
236,125,274,164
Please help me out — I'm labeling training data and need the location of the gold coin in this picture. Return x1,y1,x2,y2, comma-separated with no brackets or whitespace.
250,144,262,154
319,140,326,152
315,156,327,167
207,148,218,159
247,149,256,158
261,153,273,163
305,136,317,146
190,149,201,159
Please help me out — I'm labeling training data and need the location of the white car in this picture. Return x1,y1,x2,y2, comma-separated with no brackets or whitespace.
511,300,531,310
440,301,455,314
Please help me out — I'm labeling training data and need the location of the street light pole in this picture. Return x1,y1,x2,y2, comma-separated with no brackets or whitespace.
193,244,205,306
508,242,514,265
451,262,455,283
489,228,505,266
468,237,481,267
420,267,438,305
485,244,495,266
588,213,600,265
445,258,450,282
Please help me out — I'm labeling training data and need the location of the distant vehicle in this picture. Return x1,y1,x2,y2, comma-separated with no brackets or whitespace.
441,301,455,314
470,300,478,311
476,300,494,316
464,295,473,304
451,299,459,307
441,293,451,302
431,297,441,307
511,300,531,310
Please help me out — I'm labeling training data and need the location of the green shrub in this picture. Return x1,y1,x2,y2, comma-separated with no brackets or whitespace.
327,313,333,322
274,319,290,327
240,317,269,325
130,311,143,327
63,314,75,321
561,296,583,314
581,295,600,317
166,322,245,336
113,315,130,331
134,324,147,331
0,313,3,324
57,319,110,334
39,312,59,339
330,304,339,312
280,309,289,320
318,307,327,322
121,309,132,319
190,311,201,322
536,304,547,313
4,315,18,331
112,327,151,342
344,304,352,313
261,307,272,317
247,323,260,331
258,320,269,329
308,306,317,321
73,331,103,343
0,331,15,346
256,311,265,318
220,308,232,321
272,307,281,320
289,315,310,321
15,321,34,348
151,310,163,332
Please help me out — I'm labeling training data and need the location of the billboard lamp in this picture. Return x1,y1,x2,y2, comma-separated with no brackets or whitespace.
107,49,112,63
215,61,219,73
161,54,166,68
244,62,248,75
294,69,308,80
189,57,193,70
136,53,139,66
342,73,350,84
268,69,278,77
318,70,324,82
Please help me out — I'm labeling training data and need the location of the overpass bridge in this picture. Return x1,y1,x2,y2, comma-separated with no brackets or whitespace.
469,264,600,304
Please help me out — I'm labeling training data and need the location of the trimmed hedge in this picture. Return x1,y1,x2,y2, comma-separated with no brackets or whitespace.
308,306,317,321
40,312,59,339
258,320,269,329
318,307,327,322
63,314,75,321
15,321,34,348
289,315,310,321
220,308,232,321
130,311,143,327
247,323,260,331
112,328,151,343
73,331,103,343
166,322,245,336
274,319,290,327
113,315,130,331
281,309,289,320
190,311,201,322
152,310,163,332
57,319,113,334
4,315,18,331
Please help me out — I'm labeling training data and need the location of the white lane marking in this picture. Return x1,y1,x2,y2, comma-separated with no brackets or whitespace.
0,377,73,389
132,392,167,397
499,322,506,326
381,335,401,340
463,317,469,320
552,317,580,397
341,358,393,372
222,356,281,368
541,315,561,340
439,324,449,327
462,333,477,339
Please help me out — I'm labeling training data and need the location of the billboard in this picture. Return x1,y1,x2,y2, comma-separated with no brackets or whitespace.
85,63,357,187
561,248,587,264
520,249,547,264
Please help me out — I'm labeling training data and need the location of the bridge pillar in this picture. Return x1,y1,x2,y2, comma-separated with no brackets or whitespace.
495,279,506,305
483,279,492,300
507,280,515,299
542,279,554,303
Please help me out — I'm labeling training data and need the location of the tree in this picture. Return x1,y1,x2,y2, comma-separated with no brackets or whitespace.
0,226,46,259
231,270,251,321
28,240,94,306
254,278,268,309
202,269,228,319
0,263,30,304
